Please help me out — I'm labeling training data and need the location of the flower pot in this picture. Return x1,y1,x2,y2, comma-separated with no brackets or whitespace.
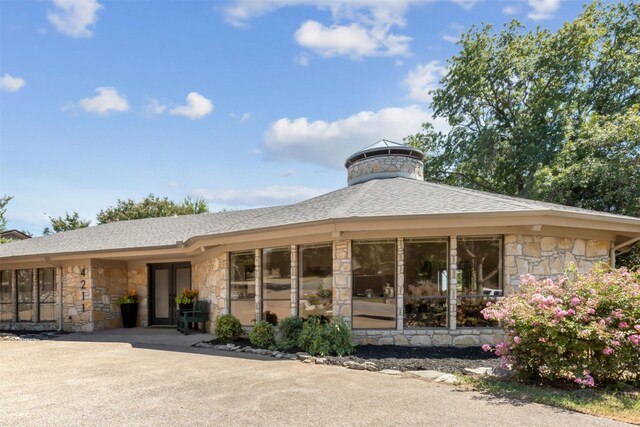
120,303,138,328
178,302,194,311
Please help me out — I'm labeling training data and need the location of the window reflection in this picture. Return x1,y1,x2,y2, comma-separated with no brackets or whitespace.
299,243,333,319
262,247,291,325
230,252,256,325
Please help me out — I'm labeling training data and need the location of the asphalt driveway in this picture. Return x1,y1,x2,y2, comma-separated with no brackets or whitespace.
0,339,630,427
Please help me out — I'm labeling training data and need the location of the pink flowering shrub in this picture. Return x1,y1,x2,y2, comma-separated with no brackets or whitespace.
481,265,640,387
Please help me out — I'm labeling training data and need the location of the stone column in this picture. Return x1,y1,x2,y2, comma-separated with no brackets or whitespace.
11,270,17,323
397,238,404,331
332,240,352,326
449,236,457,331
254,249,262,324
32,269,39,323
290,244,298,317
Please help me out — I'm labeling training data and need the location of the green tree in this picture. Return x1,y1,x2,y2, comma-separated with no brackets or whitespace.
0,195,14,244
407,1,639,215
43,212,91,235
96,194,209,224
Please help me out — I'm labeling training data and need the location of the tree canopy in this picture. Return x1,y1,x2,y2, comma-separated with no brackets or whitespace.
96,194,209,224
407,0,639,218
43,212,91,235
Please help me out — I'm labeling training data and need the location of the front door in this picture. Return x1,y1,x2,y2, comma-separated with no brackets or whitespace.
149,263,191,326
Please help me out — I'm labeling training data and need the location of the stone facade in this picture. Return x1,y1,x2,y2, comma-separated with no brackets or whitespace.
92,262,127,330
504,235,611,292
332,240,352,325
127,262,148,327
193,252,229,332
347,156,424,185
62,264,93,332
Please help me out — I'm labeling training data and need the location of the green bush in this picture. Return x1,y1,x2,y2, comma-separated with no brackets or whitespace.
214,314,242,343
298,315,330,356
277,316,304,351
250,320,276,349
482,266,640,387
328,317,356,356
297,315,356,357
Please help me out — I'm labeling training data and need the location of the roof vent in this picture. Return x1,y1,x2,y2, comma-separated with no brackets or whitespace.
345,140,425,186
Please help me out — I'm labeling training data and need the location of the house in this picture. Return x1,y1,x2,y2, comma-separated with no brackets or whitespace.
1,141,639,346
1,229,31,242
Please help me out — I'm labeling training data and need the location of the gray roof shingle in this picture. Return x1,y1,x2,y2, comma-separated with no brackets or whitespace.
1,178,638,259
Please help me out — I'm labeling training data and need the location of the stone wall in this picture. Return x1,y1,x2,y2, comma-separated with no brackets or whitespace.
332,240,352,324
127,262,148,327
504,235,611,292
193,252,228,331
354,328,505,347
347,156,424,185
92,262,127,330
62,264,93,332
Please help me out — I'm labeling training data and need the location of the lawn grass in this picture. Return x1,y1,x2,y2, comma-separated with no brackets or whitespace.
462,376,640,425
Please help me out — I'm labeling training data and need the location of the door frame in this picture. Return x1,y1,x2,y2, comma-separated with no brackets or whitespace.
148,262,192,326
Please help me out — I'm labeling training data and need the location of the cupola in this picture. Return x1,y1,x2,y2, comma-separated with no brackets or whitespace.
345,140,425,186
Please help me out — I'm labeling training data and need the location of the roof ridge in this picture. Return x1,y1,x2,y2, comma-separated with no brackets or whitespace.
330,180,376,218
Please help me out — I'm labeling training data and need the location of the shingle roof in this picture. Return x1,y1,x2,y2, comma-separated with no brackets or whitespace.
1,178,639,259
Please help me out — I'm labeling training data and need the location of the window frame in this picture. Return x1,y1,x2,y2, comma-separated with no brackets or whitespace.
37,268,56,322
0,270,13,322
298,242,333,320
456,235,503,328
351,239,398,330
403,238,449,329
261,246,292,324
229,251,257,326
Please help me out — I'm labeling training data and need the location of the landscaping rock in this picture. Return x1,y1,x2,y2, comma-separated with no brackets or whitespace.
297,352,312,361
406,370,445,380
435,374,460,384
314,357,327,365
464,367,493,376
344,361,366,370
380,369,402,375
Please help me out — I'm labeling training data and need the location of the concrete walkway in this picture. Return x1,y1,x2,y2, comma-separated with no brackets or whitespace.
54,326,210,347
0,336,631,427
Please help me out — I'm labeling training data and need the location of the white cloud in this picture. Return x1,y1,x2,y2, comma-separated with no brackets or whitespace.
295,20,410,59
263,105,443,168
528,0,559,20
193,185,326,207
0,73,26,92
404,61,447,103
450,0,480,10
240,112,251,123
503,5,519,15
295,53,310,66
144,98,167,116
48,0,103,38
441,34,460,44
170,92,214,120
78,87,129,115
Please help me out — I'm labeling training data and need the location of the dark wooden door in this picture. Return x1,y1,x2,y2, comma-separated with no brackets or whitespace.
149,263,191,326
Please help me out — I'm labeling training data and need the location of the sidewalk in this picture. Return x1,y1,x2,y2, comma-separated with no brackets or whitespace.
54,326,210,347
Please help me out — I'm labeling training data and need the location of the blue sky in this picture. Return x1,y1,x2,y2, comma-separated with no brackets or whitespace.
1,0,590,235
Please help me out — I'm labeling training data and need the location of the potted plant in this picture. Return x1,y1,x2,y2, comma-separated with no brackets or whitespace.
117,289,140,328
175,288,199,311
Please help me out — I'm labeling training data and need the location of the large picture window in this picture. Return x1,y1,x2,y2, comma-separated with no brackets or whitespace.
17,269,33,322
38,268,56,321
262,247,291,325
229,251,256,326
352,240,396,329
0,270,12,322
404,239,448,328
298,243,333,319
457,236,502,327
